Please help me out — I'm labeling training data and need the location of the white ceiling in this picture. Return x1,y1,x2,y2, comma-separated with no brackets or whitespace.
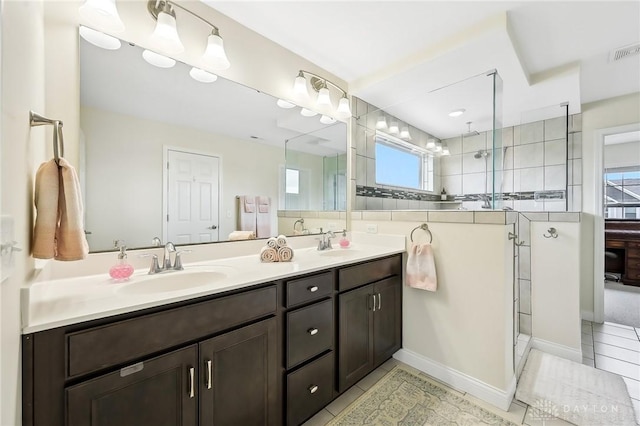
207,1,640,139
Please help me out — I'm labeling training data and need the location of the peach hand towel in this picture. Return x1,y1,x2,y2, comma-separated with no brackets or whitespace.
55,158,89,260
255,196,271,238
228,230,256,241
32,160,59,259
277,246,294,262
406,243,437,291
260,246,278,263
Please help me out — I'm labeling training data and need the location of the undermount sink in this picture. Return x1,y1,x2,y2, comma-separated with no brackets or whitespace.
317,249,362,257
117,270,228,295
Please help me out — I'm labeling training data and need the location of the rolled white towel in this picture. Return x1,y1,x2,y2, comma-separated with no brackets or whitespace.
278,246,294,262
260,246,278,263
228,230,256,241
276,234,288,247
266,237,278,248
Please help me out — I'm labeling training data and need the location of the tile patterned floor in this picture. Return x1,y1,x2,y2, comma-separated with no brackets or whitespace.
303,322,640,426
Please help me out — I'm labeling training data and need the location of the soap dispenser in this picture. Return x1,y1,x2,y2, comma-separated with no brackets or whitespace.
339,230,351,248
109,241,134,281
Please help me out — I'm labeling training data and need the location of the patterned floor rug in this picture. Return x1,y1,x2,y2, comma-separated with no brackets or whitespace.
516,349,638,425
327,366,517,425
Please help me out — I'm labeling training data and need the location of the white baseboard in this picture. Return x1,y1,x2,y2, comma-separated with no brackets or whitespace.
393,349,516,411
530,338,582,362
581,310,595,322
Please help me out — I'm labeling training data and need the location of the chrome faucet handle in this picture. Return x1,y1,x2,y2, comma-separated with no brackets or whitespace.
139,253,161,274
173,250,192,270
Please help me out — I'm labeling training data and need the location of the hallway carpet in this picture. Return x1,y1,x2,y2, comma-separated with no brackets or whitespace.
605,281,640,328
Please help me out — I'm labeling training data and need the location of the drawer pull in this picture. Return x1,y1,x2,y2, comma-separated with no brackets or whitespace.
309,385,319,394
308,328,319,336
308,286,319,292
206,360,212,390
372,294,377,312
188,367,195,398
378,292,382,310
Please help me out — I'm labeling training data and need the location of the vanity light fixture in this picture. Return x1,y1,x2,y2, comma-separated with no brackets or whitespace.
142,49,176,68
146,0,230,70
79,0,125,33
300,108,318,117
434,142,443,153
426,139,436,149
189,67,217,83
320,115,337,125
388,122,399,135
449,108,466,117
148,1,184,54
79,26,121,50
399,127,412,140
375,115,388,130
276,99,296,109
441,143,450,156
292,70,351,118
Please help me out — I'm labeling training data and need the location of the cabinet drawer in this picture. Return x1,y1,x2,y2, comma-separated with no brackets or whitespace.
338,255,401,292
287,272,333,308
628,242,640,249
287,352,334,426
606,240,625,248
286,300,333,368
67,285,277,378
627,259,640,269
625,268,640,280
627,249,640,259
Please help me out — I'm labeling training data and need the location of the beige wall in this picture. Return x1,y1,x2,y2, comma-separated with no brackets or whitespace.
81,106,283,250
351,219,514,393
580,93,640,316
1,2,47,424
604,140,640,169
530,221,581,358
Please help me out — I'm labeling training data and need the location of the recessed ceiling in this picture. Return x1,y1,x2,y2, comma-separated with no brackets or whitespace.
207,1,640,138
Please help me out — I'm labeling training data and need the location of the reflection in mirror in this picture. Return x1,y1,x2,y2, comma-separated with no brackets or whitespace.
79,34,346,252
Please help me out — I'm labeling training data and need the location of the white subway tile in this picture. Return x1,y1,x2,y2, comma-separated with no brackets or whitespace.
474,211,506,224
544,116,566,141
428,211,474,223
441,154,462,176
382,198,397,210
362,210,391,221
366,158,376,187
515,167,544,192
544,138,567,166
544,165,566,190
462,132,487,153
519,121,544,144
514,142,544,169
356,155,366,186
391,211,429,222
442,175,462,195
366,197,383,210
569,132,582,159
396,199,410,210
463,172,487,194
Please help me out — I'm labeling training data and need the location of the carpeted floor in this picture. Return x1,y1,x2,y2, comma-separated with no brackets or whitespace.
327,366,517,425
516,349,637,425
605,281,640,328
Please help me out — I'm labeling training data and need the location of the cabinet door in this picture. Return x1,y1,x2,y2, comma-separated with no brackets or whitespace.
373,277,402,366
66,345,198,426
338,284,374,392
199,317,279,426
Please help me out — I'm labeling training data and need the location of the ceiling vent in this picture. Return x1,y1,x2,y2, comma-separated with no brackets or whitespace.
610,42,640,62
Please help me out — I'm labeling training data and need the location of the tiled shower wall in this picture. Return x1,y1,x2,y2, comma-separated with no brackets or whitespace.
350,93,583,212
351,97,442,210
440,114,583,212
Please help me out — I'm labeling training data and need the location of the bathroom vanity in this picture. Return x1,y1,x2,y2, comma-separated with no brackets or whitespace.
22,244,403,426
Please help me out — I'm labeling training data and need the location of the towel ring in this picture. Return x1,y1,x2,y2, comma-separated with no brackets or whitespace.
410,223,432,244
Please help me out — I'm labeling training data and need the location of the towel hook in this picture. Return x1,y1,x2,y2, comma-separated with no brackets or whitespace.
410,223,433,244
543,227,558,239
30,111,64,165
508,232,526,246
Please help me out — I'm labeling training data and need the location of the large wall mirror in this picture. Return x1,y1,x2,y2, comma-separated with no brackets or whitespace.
80,34,347,252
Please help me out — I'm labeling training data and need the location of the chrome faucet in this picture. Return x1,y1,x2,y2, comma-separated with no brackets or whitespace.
317,231,335,251
145,242,190,274
477,194,492,209
162,242,176,269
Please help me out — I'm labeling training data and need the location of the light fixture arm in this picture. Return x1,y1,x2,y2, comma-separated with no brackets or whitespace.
298,70,347,96
148,0,221,34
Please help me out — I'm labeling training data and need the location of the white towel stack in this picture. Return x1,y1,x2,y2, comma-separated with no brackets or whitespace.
260,234,294,263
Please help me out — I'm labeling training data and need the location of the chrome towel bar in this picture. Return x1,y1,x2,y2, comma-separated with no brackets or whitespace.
30,111,64,165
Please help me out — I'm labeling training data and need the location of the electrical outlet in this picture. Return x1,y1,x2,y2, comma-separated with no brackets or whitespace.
366,224,378,234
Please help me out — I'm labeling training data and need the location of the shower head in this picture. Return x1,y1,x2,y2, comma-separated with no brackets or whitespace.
474,150,490,159
463,121,479,137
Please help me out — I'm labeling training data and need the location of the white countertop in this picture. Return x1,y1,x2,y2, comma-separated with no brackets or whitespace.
22,234,405,334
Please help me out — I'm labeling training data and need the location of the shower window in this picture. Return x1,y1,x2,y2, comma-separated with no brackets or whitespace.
605,167,640,219
374,133,433,191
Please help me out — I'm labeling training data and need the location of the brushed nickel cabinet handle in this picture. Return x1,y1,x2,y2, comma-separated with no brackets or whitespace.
308,328,319,336
372,294,377,312
378,292,382,310
206,360,212,390
309,385,318,394
308,286,318,292
188,367,195,398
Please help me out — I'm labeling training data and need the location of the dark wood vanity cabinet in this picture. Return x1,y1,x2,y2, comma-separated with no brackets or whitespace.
337,260,402,393
23,254,404,426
